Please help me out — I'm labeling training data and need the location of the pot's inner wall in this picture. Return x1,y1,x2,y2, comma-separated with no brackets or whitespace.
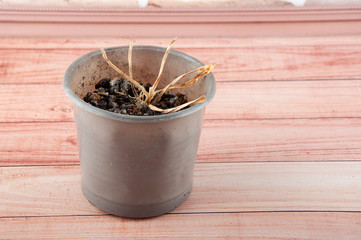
70,47,210,101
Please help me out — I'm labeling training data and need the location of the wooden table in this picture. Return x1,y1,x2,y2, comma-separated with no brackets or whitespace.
1,36,361,239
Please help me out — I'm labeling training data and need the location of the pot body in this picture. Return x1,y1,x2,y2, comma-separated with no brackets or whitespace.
75,104,203,218
64,46,216,218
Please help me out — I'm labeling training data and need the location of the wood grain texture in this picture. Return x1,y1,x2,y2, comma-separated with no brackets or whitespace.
208,80,361,119
0,84,73,122
2,35,361,239
1,80,361,123
0,122,78,166
2,162,361,217
1,212,361,240
1,43,361,84
1,118,361,166
198,118,361,162
2,7,361,38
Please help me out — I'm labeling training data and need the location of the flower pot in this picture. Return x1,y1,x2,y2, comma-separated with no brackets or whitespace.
63,46,216,218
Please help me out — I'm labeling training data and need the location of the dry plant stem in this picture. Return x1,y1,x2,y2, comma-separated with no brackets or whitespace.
128,41,138,97
153,64,215,103
147,38,177,104
100,39,214,114
128,41,134,80
149,95,206,114
169,64,215,90
100,47,149,99
152,67,202,103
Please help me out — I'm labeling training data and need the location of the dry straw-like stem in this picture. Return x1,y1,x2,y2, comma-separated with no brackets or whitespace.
100,46,148,99
149,95,207,114
128,40,134,80
153,64,215,103
146,38,177,104
100,39,214,114
127,40,138,97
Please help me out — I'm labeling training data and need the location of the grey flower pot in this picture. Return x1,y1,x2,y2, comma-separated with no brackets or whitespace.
63,46,216,218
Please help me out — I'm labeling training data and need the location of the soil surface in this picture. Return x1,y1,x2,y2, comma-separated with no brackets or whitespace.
84,77,188,116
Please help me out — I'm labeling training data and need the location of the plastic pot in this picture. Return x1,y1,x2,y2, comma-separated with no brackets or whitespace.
63,46,216,218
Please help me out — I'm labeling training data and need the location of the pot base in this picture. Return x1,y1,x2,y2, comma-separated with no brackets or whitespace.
82,184,192,218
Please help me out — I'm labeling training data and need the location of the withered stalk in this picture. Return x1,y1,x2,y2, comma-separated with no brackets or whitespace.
100,39,214,113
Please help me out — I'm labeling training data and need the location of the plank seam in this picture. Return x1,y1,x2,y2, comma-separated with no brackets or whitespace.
2,116,361,125
2,210,361,219
2,160,361,168
2,43,361,50
2,77,361,86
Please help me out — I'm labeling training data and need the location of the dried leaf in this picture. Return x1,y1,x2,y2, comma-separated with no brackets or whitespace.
128,40,135,80
100,39,214,115
169,64,215,90
152,64,214,103
100,47,148,98
149,95,206,114
147,38,177,103
128,41,138,97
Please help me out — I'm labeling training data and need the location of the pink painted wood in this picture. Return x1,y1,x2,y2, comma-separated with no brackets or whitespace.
1,6,361,37
1,33,361,238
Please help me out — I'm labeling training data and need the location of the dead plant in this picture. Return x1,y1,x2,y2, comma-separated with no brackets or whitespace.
100,38,215,114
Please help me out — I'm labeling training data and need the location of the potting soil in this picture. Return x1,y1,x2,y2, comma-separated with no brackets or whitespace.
83,77,188,116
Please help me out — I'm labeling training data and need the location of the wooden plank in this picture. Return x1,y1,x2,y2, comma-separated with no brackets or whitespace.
1,212,361,240
198,118,361,162
2,7,361,38
2,36,361,49
0,84,74,123
0,48,87,85
1,43,361,84
0,122,78,166
1,80,361,123
2,162,361,217
207,80,361,120
1,118,361,166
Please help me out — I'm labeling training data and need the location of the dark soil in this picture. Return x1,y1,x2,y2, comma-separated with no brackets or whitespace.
83,77,188,116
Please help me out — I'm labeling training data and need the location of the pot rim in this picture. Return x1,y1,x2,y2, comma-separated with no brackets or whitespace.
63,45,216,122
